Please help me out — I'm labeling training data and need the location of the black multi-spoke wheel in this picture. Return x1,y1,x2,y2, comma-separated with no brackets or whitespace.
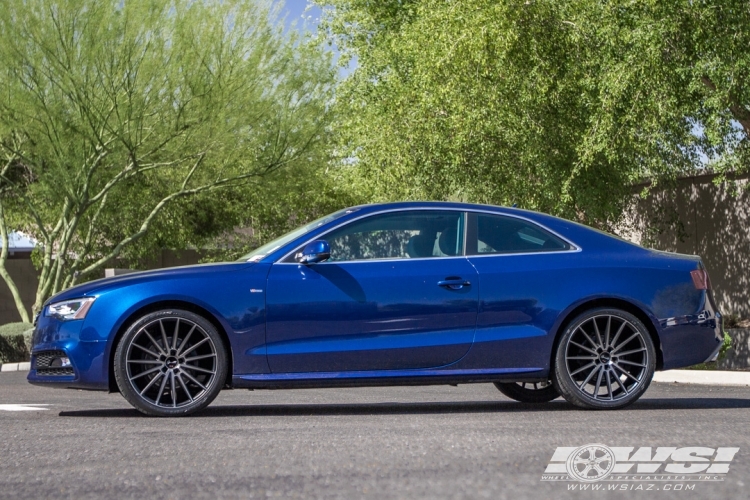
494,380,559,403
553,308,655,410
114,310,228,417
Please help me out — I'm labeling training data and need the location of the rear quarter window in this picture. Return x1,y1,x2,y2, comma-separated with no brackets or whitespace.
470,213,570,255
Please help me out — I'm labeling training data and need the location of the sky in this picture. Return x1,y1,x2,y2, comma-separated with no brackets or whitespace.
280,0,322,32
0,232,36,251
278,1,356,77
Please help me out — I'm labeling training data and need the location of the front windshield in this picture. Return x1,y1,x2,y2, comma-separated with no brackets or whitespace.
237,208,357,262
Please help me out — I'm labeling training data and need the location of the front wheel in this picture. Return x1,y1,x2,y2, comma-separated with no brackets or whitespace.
114,309,228,417
494,381,559,403
553,308,656,410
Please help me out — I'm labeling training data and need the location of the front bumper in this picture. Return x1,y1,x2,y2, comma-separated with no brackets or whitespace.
26,315,109,390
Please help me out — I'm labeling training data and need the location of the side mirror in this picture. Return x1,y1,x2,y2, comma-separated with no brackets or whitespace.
295,240,331,265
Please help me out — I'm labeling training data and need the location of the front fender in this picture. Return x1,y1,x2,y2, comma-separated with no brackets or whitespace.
80,263,272,387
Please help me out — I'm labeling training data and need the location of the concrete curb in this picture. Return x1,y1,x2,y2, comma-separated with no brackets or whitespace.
0,362,30,372
653,369,750,387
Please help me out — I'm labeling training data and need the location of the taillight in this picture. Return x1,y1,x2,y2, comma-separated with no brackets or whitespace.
691,269,711,290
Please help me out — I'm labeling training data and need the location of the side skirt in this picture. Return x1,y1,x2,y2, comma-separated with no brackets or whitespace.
232,367,546,390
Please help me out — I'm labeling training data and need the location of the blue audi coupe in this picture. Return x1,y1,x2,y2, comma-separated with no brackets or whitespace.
28,202,722,416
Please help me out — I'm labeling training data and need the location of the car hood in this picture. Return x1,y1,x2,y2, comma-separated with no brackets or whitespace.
45,261,255,305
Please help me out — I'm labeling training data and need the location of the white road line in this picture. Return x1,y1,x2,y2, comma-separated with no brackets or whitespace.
0,404,50,412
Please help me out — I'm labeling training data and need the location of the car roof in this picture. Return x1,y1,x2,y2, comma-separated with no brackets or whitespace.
347,201,513,214
341,202,600,239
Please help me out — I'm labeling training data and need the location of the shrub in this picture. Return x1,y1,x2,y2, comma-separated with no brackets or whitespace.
0,322,33,363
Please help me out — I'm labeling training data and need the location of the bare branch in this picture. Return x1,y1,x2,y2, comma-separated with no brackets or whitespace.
181,153,205,191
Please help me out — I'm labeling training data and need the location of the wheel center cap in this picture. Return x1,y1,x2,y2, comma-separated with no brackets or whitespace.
165,356,179,369
599,352,611,364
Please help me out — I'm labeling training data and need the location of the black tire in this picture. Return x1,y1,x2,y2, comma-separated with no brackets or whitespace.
114,309,228,417
552,308,656,410
494,381,559,403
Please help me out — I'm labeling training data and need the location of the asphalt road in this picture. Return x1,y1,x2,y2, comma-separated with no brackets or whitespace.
1,371,749,500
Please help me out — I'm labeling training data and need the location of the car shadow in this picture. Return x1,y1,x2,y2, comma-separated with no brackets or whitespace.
58,397,750,418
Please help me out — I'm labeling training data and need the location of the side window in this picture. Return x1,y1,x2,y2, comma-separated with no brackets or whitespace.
320,211,464,262
469,213,570,255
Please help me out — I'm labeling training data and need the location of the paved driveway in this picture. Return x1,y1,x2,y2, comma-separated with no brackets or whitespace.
1,371,749,499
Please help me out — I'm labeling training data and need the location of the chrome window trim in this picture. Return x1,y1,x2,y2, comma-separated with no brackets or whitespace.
277,254,471,265
467,248,582,258
275,207,581,264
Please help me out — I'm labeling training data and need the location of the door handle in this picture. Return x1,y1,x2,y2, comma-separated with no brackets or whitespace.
438,278,471,290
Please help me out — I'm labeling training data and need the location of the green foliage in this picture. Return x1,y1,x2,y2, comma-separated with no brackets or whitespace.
720,331,733,359
0,0,338,315
200,162,363,262
0,322,33,363
317,0,750,229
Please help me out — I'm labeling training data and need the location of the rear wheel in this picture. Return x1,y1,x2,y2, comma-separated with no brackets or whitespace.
494,380,559,403
553,308,655,410
114,309,228,417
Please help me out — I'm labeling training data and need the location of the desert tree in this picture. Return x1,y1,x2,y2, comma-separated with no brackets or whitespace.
0,0,335,320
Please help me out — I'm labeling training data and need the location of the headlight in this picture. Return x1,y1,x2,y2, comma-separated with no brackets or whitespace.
45,297,96,320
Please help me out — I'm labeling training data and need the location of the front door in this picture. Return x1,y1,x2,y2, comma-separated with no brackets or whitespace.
265,210,478,373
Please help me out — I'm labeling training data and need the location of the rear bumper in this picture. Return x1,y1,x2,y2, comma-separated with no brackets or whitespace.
658,290,723,370
704,341,723,363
